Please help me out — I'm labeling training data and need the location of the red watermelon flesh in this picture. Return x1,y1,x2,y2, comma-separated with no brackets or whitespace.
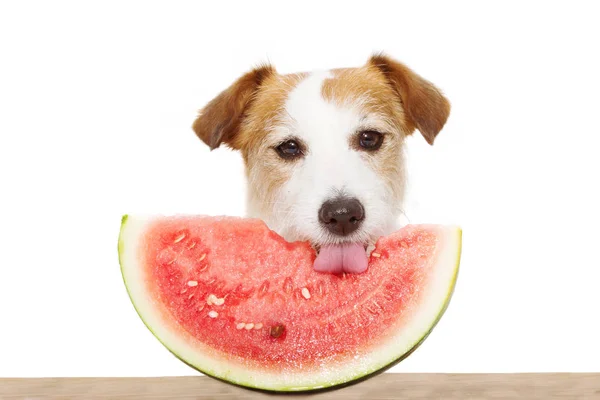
118,215,461,391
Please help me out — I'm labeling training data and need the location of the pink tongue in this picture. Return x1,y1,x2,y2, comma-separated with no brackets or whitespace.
313,243,369,274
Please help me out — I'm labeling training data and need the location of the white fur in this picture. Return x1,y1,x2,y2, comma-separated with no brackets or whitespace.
253,71,405,246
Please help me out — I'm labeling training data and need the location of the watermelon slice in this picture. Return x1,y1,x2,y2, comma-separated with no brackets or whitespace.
118,215,461,392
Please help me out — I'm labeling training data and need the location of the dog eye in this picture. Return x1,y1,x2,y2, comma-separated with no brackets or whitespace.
276,140,303,159
358,130,384,151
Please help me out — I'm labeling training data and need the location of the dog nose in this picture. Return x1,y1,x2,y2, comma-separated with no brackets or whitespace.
319,197,365,236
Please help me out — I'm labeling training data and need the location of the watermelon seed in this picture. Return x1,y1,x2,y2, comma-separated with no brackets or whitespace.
236,322,246,330
214,297,225,306
254,323,263,330
270,324,285,338
167,259,176,265
187,280,198,287
187,241,197,249
174,233,186,243
199,254,206,262
188,294,194,300
207,294,217,305
180,288,188,294
401,241,408,248
301,287,311,300
371,252,381,258
245,323,255,330
208,311,218,318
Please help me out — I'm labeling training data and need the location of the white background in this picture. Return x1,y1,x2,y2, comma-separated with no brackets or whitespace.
1,1,599,377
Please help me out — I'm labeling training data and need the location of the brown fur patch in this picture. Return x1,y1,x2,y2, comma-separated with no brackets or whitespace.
234,72,308,218
368,53,451,145
233,72,307,160
192,64,276,150
191,66,308,219
321,66,409,208
322,66,410,134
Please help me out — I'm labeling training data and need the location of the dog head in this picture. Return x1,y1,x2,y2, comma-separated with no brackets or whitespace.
193,54,450,256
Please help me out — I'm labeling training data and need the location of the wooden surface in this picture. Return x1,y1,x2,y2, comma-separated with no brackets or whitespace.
1,374,599,399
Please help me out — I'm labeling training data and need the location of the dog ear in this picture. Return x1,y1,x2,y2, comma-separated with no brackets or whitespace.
368,53,450,145
192,64,275,150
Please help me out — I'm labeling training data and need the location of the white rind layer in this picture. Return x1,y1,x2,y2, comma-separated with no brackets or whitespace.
118,215,461,391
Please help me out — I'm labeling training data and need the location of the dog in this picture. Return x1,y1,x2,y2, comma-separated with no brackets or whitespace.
192,53,450,274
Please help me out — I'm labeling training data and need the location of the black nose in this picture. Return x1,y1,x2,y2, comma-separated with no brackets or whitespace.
318,197,365,236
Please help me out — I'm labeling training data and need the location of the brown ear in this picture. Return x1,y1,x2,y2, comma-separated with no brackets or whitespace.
192,64,275,150
369,53,450,145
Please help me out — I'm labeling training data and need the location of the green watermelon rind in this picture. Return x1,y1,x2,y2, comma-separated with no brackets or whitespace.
118,214,462,392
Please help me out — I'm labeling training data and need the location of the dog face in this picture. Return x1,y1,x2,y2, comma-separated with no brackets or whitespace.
193,54,450,254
